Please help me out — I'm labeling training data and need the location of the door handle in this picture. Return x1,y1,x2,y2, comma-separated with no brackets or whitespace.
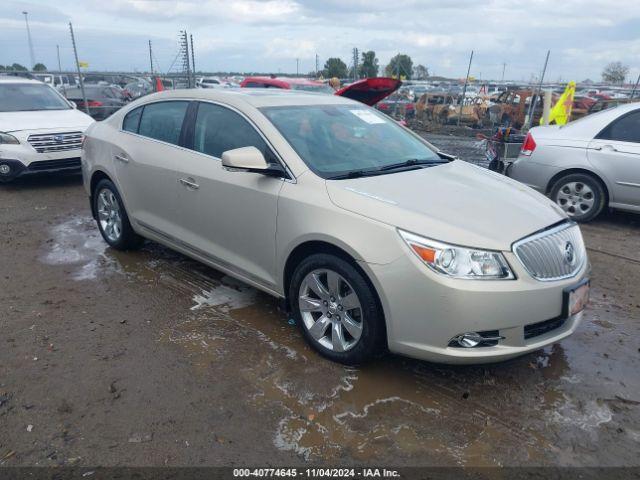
179,178,200,190
114,154,129,163
594,144,618,152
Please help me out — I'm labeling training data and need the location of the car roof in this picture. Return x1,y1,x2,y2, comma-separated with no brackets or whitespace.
132,88,353,108
0,77,42,84
243,76,324,87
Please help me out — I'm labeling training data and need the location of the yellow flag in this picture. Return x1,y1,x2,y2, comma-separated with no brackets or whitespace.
544,81,576,125
78,61,89,68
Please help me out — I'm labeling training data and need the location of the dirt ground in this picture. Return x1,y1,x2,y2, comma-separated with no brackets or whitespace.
1,160,639,468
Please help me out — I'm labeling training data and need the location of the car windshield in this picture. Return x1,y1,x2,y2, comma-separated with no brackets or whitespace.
0,83,71,112
261,104,443,179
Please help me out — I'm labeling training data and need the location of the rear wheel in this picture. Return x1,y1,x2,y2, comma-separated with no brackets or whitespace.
550,173,606,222
289,254,385,365
93,179,144,250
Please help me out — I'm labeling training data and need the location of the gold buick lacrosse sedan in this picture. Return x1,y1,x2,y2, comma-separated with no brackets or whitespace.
82,88,589,364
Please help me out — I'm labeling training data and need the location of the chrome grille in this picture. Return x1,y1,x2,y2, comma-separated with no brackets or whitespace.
513,222,586,281
27,131,83,153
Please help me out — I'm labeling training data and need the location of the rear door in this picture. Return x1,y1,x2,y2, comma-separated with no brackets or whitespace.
173,101,285,289
588,108,640,208
113,100,190,234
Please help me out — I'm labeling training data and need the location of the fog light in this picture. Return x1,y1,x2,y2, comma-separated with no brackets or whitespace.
449,331,505,348
0,164,10,175
452,332,484,348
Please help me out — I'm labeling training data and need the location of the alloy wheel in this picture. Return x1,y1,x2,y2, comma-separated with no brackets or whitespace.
298,269,363,352
97,188,123,243
555,181,595,217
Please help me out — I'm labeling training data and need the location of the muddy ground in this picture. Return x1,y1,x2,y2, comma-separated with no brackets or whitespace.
1,139,639,468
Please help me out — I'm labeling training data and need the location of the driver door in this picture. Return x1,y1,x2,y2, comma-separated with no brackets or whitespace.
174,101,286,290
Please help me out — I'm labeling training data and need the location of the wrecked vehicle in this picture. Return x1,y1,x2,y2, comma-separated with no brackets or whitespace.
487,90,545,128
82,88,589,365
416,93,488,126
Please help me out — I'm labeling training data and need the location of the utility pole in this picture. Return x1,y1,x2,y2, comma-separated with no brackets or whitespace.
352,47,359,81
315,54,319,78
69,23,89,115
458,50,474,126
179,30,191,88
190,34,196,87
525,49,550,130
630,73,640,99
22,11,36,69
148,40,154,73
296,58,299,77
56,45,62,72
501,62,506,83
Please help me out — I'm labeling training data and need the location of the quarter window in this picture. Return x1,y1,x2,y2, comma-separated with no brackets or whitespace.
193,102,271,160
597,110,640,143
122,107,143,133
138,101,189,145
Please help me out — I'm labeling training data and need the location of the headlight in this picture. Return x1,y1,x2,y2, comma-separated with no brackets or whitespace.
398,229,514,280
0,132,19,145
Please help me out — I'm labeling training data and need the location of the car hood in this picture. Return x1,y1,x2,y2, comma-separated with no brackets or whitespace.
326,161,566,251
0,109,94,133
334,78,402,106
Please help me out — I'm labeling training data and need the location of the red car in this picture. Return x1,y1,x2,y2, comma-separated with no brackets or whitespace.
240,76,401,107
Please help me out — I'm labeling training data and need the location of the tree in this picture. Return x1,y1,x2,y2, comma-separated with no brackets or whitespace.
385,54,413,79
33,63,47,72
602,62,629,84
413,64,429,80
358,51,379,78
323,57,348,79
11,63,28,71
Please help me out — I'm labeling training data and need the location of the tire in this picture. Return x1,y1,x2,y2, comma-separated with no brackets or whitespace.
93,178,144,250
289,253,385,365
549,173,606,223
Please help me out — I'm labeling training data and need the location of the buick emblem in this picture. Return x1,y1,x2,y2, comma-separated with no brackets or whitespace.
53,135,64,142
564,241,576,266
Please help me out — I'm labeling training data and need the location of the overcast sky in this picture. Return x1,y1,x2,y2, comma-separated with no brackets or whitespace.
1,0,639,82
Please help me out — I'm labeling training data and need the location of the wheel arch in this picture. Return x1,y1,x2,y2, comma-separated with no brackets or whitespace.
89,170,114,219
545,168,610,205
282,240,388,344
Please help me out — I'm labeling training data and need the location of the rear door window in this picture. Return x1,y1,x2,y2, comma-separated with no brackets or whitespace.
138,101,189,145
597,110,640,143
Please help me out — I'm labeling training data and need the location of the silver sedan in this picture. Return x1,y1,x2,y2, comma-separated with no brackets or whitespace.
508,102,640,222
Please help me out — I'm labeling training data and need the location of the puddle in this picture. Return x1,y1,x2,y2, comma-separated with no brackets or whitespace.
38,214,640,466
41,216,119,280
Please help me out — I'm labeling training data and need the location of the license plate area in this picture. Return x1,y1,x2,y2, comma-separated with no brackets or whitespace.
563,279,590,318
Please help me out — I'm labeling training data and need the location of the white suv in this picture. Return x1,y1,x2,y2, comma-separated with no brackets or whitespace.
0,78,94,182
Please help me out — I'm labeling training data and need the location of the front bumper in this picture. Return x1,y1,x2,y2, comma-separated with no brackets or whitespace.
0,156,81,182
365,247,589,364
0,132,85,182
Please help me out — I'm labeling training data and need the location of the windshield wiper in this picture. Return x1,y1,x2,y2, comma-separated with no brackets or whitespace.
379,158,445,171
327,170,380,180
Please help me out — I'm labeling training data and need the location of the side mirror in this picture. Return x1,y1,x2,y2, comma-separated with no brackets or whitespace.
221,146,286,178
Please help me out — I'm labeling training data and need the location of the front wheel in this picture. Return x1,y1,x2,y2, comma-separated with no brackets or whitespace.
550,173,606,222
93,178,144,250
289,254,385,365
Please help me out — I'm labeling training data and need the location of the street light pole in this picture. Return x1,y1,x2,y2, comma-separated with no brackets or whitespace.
22,11,36,69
